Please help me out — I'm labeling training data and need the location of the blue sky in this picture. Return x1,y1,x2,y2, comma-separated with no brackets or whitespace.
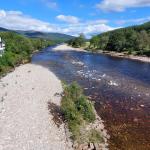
0,0,150,37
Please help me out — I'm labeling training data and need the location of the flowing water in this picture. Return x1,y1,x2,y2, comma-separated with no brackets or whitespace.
32,46,150,150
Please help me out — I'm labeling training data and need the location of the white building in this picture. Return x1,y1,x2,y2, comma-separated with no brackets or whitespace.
0,37,5,57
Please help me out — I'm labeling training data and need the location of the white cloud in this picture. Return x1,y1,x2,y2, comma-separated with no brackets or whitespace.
0,10,6,17
56,15,112,37
0,9,114,37
56,15,80,24
86,19,109,24
116,16,150,25
96,0,150,12
0,9,58,32
59,21,114,38
42,0,58,9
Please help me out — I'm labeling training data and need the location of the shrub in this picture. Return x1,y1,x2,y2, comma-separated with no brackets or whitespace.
75,96,95,122
0,31,53,76
88,129,104,143
61,82,96,141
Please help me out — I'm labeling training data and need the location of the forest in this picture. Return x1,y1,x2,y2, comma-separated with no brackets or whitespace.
0,32,54,75
90,21,150,56
67,34,86,48
68,21,150,56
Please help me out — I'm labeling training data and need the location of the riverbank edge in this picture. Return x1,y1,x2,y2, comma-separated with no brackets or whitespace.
52,44,110,149
63,44,150,63
91,50,150,63
0,60,109,149
0,49,36,79
0,63,73,149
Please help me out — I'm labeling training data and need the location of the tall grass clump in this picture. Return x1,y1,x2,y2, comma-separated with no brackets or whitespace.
61,82,96,142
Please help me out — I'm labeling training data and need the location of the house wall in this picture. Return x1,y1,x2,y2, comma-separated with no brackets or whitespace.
0,38,5,56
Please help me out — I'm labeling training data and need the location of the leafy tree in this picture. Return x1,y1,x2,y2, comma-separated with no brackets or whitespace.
99,35,109,50
90,36,100,49
136,30,150,52
89,21,150,56
0,32,54,76
107,31,126,52
68,34,86,48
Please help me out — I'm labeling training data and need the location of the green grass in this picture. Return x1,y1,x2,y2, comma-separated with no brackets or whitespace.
88,129,104,143
61,82,103,144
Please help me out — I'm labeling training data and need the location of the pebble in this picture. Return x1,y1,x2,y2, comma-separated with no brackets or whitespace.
0,64,72,150
0,145,3,150
140,104,144,107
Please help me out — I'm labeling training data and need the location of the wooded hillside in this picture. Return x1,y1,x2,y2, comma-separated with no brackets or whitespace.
90,21,150,56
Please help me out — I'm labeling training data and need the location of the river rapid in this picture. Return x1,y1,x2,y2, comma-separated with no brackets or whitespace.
32,45,150,150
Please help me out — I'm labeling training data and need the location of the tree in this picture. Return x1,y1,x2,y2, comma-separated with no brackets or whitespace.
135,30,150,55
90,36,99,49
89,21,150,56
0,31,53,75
68,33,86,48
99,35,109,50
107,31,126,52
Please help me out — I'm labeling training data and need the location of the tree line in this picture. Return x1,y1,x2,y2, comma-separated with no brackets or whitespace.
67,34,86,48
90,21,150,56
68,21,150,56
0,32,54,75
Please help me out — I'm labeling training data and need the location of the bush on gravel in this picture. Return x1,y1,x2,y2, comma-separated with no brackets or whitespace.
61,82,97,142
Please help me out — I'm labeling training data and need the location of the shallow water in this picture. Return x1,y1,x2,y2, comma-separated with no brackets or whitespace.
32,46,150,150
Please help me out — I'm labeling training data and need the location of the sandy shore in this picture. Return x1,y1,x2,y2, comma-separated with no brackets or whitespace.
54,44,150,63
53,44,85,52
0,64,72,150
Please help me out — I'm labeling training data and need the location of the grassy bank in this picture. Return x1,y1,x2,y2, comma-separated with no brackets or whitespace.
0,32,54,76
61,82,105,149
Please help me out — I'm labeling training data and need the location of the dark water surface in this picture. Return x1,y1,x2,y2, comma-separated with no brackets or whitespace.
32,46,150,150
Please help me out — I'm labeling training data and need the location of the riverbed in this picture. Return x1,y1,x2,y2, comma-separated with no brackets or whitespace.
32,44,150,150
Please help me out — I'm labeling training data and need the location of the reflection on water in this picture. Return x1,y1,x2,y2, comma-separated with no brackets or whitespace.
32,46,150,150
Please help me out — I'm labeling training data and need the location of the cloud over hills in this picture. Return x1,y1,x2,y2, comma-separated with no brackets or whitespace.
0,9,114,37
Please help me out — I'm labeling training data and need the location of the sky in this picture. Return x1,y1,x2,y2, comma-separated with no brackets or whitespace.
0,0,150,37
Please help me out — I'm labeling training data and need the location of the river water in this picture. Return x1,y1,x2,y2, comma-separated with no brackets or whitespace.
32,46,150,150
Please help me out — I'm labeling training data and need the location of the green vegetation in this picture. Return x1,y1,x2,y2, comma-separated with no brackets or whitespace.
67,34,86,48
0,27,74,43
90,21,150,56
88,129,104,143
0,31,54,76
61,82,103,144
17,31,75,43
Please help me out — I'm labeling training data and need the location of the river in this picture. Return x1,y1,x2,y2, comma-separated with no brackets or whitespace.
32,45,150,150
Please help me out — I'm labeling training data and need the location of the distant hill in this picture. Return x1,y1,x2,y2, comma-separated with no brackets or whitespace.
90,21,150,56
16,30,74,42
0,27,74,43
99,21,150,36
0,27,10,32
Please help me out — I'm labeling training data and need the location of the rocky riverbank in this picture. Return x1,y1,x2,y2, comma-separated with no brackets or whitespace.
58,44,150,63
0,64,72,150
0,47,110,150
96,50,150,63
53,44,110,150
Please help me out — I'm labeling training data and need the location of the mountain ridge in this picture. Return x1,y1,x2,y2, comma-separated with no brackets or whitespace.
0,27,74,42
